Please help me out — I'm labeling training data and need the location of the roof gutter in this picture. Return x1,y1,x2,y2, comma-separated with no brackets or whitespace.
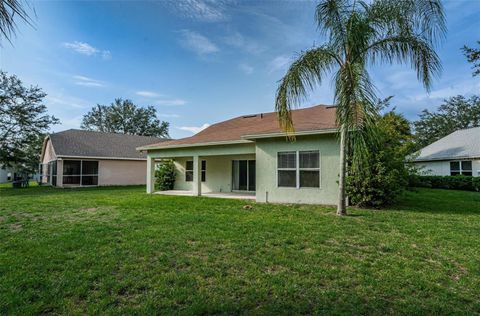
414,155,480,162
57,155,147,161
241,128,338,140
137,139,254,151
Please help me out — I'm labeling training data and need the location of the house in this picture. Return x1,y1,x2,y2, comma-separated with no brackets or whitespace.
413,126,480,177
0,165,15,183
40,129,167,187
139,105,341,205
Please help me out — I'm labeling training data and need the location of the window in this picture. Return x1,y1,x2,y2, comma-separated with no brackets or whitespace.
299,151,320,188
185,160,193,182
63,160,98,185
278,151,320,188
185,160,206,182
277,152,296,187
450,160,472,176
201,160,206,182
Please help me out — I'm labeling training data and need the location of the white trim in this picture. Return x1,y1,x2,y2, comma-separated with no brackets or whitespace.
137,140,253,151
277,150,321,189
415,156,480,163
57,155,147,161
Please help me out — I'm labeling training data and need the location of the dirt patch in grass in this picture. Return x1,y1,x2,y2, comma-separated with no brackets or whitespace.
9,223,23,232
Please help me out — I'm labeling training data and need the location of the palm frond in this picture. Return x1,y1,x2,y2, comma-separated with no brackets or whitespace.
275,45,340,136
0,0,33,44
363,34,441,91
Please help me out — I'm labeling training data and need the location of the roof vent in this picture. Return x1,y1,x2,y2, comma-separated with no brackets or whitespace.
326,105,337,109
242,114,257,118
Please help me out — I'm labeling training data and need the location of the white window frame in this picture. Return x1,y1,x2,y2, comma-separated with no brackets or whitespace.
62,160,99,186
185,160,193,182
277,150,321,189
450,160,473,176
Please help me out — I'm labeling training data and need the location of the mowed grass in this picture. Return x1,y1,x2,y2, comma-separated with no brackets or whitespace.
0,185,479,315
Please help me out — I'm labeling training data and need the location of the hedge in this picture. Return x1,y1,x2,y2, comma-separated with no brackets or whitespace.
409,175,480,192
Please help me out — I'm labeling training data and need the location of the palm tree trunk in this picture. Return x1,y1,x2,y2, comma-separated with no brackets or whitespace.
337,127,347,216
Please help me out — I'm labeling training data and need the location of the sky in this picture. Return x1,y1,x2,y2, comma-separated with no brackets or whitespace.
1,0,479,139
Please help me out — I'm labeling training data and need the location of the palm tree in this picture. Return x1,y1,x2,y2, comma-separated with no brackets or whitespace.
0,0,32,43
275,0,445,215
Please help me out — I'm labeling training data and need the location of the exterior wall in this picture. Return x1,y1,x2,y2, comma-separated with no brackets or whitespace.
414,159,480,177
255,134,340,205
0,165,15,183
98,160,147,186
173,154,255,193
41,139,57,164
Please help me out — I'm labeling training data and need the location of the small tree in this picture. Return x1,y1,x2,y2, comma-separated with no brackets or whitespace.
462,41,480,77
0,71,59,173
155,160,176,191
81,98,170,138
347,106,414,207
413,95,480,149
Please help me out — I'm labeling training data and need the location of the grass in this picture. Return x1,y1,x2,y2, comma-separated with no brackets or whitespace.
0,185,479,315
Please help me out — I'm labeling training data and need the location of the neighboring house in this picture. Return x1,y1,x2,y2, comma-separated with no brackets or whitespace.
139,105,341,205
413,126,480,177
40,129,167,187
0,165,15,183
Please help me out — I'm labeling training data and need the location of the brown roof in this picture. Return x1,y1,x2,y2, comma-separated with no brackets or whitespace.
142,105,337,149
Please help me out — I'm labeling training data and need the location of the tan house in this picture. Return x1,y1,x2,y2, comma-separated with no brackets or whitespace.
139,105,341,205
40,129,167,187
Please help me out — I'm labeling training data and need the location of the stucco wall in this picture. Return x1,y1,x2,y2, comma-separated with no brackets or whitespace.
41,139,57,164
173,154,255,193
414,159,480,177
98,160,147,186
255,134,340,205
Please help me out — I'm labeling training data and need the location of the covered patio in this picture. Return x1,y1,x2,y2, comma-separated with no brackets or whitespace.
154,190,255,200
144,141,257,198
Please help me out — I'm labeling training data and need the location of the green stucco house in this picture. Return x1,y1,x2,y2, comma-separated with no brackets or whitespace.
139,105,341,205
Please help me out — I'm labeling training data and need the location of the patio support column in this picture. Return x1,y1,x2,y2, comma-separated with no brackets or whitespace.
192,155,202,196
146,155,155,194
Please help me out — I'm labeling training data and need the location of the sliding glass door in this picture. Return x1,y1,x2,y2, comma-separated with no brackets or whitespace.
232,160,255,191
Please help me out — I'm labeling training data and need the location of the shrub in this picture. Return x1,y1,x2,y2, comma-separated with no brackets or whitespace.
155,160,176,191
347,110,413,208
409,175,480,192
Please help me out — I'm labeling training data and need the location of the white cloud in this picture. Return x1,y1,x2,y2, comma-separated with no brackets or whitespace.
168,0,229,22
136,90,163,98
73,75,106,87
178,123,210,134
223,32,265,54
63,41,112,59
412,80,480,102
158,113,180,118
239,63,254,75
156,99,187,106
179,30,219,55
45,94,90,109
63,41,98,56
101,50,112,60
269,55,291,73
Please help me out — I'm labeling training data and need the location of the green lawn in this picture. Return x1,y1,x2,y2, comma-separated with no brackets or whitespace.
1,185,479,315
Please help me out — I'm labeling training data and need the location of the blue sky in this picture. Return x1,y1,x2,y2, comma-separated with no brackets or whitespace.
1,0,479,139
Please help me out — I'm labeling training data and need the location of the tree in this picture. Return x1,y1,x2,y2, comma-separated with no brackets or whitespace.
0,0,33,43
0,71,59,173
81,98,170,138
462,41,480,77
275,0,445,215
413,95,480,149
347,101,414,207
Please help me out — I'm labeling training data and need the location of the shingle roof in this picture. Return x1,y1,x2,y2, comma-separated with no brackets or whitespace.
415,127,480,161
48,129,167,159
142,105,337,149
